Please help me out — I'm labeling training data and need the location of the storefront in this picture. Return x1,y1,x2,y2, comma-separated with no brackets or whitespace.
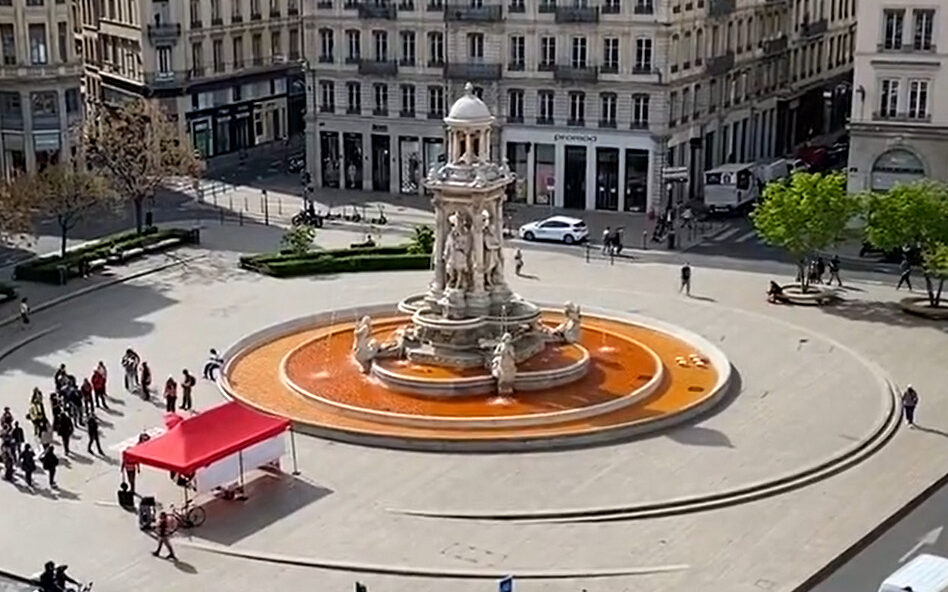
502,128,657,212
187,98,286,159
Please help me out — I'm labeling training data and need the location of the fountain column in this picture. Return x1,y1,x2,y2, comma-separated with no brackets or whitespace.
427,197,447,304
468,201,488,315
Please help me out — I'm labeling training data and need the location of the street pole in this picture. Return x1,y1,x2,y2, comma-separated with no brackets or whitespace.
262,189,269,226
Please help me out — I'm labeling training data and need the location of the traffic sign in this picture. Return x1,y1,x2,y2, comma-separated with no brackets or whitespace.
662,166,689,181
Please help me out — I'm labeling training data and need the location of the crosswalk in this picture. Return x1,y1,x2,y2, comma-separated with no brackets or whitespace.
702,225,763,246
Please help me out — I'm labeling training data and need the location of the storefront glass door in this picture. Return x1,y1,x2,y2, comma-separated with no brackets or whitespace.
343,132,363,190
320,131,340,188
533,143,555,205
564,145,586,209
595,147,619,211
371,134,391,192
624,148,648,212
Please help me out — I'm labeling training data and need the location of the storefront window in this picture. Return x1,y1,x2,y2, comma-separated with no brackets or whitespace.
422,138,444,195
215,117,231,155
595,147,619,211
506,142,528,203
192,120,211,158
320,131,340,188
624,148,649,212
533,143,555,205
343,132,363,190
399,136,421,194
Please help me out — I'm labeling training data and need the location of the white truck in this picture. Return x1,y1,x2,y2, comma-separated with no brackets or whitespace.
703,163,760,213
879,554,948,592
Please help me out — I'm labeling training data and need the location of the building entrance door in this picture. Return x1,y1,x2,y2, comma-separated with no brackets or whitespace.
371,134,391,192
564,145,586,209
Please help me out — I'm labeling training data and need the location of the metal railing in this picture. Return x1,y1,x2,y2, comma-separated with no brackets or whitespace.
444,4,503,21
555,5,598,22
444,62,501,80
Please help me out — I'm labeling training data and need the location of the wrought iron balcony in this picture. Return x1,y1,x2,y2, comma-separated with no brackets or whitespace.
762,36,788,55
705,51,734,76
357,2,397,18
358,59,398,75
633,1,653,13
553,65,598,82
800,18,827,38
444,61,501,80
444,4,503,22
555,5,598,22
872,111,932,123
146,23,181,42
707,0,734,18
598,119,617,128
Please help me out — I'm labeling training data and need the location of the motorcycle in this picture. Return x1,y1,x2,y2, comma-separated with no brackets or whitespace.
368,205,388,225
291,207,324,228
287,155,305,173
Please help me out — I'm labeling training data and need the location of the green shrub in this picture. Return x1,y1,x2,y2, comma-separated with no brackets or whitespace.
280,223,316,256
408,225,435,255
259,253,431,278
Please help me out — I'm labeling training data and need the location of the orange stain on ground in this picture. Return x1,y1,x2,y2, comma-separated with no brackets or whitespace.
227,314,720,441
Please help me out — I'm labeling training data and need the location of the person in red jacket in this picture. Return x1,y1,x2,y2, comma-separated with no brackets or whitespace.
91,364,108,409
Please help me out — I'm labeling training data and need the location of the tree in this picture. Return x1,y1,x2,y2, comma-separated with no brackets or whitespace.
0,179,32,246
281,222,316,255
408,225,435,254
751,171,862,290
85,99,203,233
13,159,118,257
865,180,948,307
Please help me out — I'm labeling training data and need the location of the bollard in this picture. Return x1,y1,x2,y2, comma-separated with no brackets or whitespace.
243,195,248,211
642,230,648,250
239,211,244,226
228,195,234,210
264,194,270,226
278,196,283,215
585,243,590,263
219,208,225,225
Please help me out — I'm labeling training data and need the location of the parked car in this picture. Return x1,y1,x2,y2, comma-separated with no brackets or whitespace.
518,216,589,244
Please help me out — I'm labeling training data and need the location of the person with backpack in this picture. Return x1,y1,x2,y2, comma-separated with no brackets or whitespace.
91,364,108,409
56,412,74,457
20,443,36,487
180,370,196,412
40,444,59,488
140,362,152,400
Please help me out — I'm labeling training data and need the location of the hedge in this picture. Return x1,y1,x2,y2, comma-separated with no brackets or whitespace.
240,245,432,278
13,227,197,284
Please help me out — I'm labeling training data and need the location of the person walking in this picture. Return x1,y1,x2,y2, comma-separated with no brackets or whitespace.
91,364,108,409
163,377,178,413
601,227,612,254
680,262,692,296
20,443,35,488
11,421,23,462
153,511,177,560
86,414,104,456
815,256,826,284
80,378,94,418
40,444,58,488
37,418,53,450
180,370,196,412
56,412,74,457
203,349,223,380
140,362,152,400
122,349,140,392
514,249,524,276
827,255,842,287
902,385,919,427
122,457,139,495
18,297,30,331
1,442,14,481
28,389,46,439
897,258,914,291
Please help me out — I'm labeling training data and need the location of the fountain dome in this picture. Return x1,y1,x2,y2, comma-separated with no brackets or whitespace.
445,83,493,126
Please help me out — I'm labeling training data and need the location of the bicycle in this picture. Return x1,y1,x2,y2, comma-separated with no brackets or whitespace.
167,503,206,533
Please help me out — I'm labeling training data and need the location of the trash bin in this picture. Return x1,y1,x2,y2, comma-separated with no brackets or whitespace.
145,211,154,228
139,496,156,530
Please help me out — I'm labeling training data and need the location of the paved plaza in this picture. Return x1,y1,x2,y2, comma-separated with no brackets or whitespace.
0,223,946,592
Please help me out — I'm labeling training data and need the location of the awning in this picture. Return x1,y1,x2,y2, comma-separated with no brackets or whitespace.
122,401,291,475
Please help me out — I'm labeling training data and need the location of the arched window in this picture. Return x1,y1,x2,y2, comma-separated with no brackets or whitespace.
871,149,926,191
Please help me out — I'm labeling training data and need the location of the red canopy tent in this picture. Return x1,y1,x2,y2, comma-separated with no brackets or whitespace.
123,401,296,476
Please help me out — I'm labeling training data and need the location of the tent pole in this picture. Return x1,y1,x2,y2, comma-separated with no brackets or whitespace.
290,429,300,475
238,451,245,490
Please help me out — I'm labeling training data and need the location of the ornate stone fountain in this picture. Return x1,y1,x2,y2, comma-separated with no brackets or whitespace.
352,83,589,396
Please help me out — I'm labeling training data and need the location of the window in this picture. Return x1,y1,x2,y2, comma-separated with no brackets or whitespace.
427,32,443,65
571,37,587,68
57,22,67,63
735,19,743,54
882,9,904,50
468,33,484,60
233,35,243,67
913,9,934,51
538,90,554,123
232,0,242,20
29,24,47,65
320,29,334,61
669,91,678,125
568,91,585,124
346,30,361,61
508,89,523,121
31,91,57,117
681,86,691,123
509,35,525,70
682,31,692,68
879,79,899,117
631,93,649,127
603,0,618,13
158,46,172,72
65,88,79,113
320,80,335,111
211,0,221,22
251,0,260,16
693,83,701,117
373,30,388,61
271,31,281,58
26,0,43,5
212,39,223,71
634,0,652,13
599,92,616,126
428,85,444,116
509,0,524,10
190,0,200,25
347,81,361,113
540,36,555,69
634,38,652,72
0,92,22,127
191,41,203,72
289,28,300,59
401,31,415,65
908,79,928,119
373,83,388,114
602,37,618,72
1,25,14,66
695,28,704,65
400,84,415,115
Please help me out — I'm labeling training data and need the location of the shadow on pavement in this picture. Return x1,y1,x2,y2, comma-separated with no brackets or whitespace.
819,297,948,333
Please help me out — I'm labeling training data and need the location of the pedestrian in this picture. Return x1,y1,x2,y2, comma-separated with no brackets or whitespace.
80,378,94,417
122,457,139,495
897,258,913,291
2,443,15,482
18,297,29,330
180,370,196,412
65,377,83,426
163,377,178,413
20,443,35,487
40,444,58,488
86,414,104,456
203,349,223,380
140,362,152,400
153,511,177,560
38,418,53,450
91,364,108,409
122,349,140,392
54,364,68,393
601,227,611,254
815,256,826,284
0,406,12,430
902,384,919,426
514,249,524,276
56,412,73,457
827,255,842,287
27,390,46,439
11,421,23,461
680,262,692,296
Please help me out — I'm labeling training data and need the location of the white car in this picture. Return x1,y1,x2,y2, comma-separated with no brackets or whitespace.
518,216,588,245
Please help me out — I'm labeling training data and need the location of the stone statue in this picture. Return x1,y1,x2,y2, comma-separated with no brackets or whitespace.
482,209,504,288
545,302,582,344
490,332,517,395
444,212,471,291
352,315,380,373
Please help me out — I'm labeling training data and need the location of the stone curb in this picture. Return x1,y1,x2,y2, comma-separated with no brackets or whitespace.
0,324,62,364
899,297,948,320
178,540,690,579
0,254,206,330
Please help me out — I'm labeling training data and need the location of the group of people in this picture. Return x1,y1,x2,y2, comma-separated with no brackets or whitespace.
797,255,843,287
601,227,625,256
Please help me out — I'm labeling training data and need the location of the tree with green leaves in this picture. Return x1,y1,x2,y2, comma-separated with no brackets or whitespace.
751,171,862,291
0,179,32,246
281,222,316,256
408,225,435,254
84,99,204,234
13,159,118,257
864,180,948,307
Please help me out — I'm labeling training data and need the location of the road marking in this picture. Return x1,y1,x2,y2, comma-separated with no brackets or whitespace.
108,426,166,453
899,526,942,563
712,227,741,242
735,230,758,243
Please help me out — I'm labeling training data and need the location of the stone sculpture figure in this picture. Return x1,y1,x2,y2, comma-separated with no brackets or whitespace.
482,209,504,288
545,302,582,344
444,212,471,291
490,332,517,395
352,315,380,373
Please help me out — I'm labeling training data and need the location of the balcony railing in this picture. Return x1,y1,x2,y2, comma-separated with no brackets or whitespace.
707,0,734,18
358,59,398,75
444,4,503,21
705,51,734,75
600,63,618,73
601,2,619,13
553,64,598,82
876,42,937,53
598,119,617,128
0,62,84,81
357,2,397,18
800,18,827,38
633,1,653,13
444,61,501,80
762,35,787,55
555,5,598,22
872,111,932,123
146,23,181,42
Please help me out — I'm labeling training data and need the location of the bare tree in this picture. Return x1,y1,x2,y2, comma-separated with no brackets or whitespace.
85,99,204,233
13,158,118,257
0,177,32,246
